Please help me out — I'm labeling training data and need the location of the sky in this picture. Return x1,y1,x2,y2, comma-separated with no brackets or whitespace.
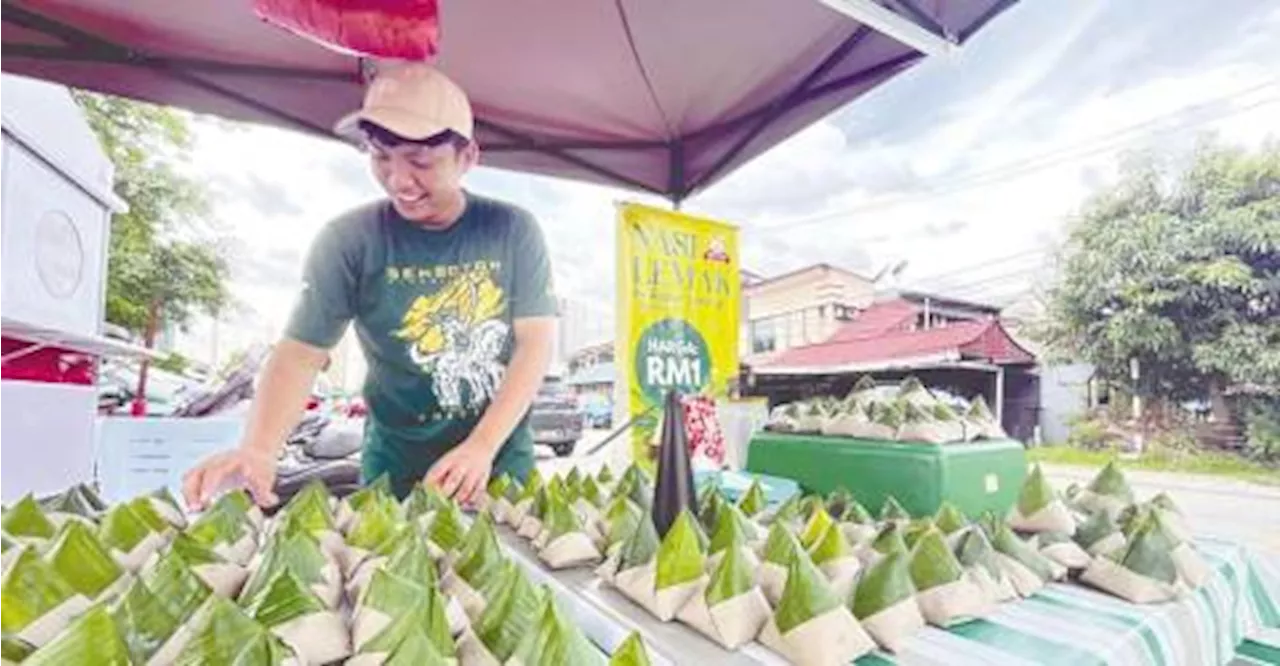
173,0,1280,371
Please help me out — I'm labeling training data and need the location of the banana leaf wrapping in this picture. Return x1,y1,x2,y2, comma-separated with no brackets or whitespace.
238,531,341,610
403,484,445,524
821,400,879,438
516,487,551,543
908,529,987,627
903,518,938,551
143,488,188,530
0,546,91,647
353,569,457,655
987,521,1058,597
240,568,349,664
594,499,647,584
596,466,616,486
173,596,299,665
207,489,266,534
824,488,859,523
1074,510,1128,557
1119,498,1191,544
347,600,456,666
1009,465,1076,534
851,550,925,653
759,522,804,605
737,479,768,519
456,561,546,666
880,496,912,524
934,502,969,536
706,502,761,573
963,396,1005,440
791,400,830,434
22,604,130,666
37,484,106,528
758,546,875,666
428,502,468,561
186,501,259,566
1074,461,1135,517
764,402,801,433
45,521,129,601
857,521,909,569
507,470,545,528
676,541,771,649
111,577,191,665
336,477,395,533
1,636,38,664
615,510,705,621
798,508,836,552
1080,509,1193,604
98,502,169,572
538,491,602,570
862,400,904,441
346,523,437,602
2,495,57,543
607,632,651,666
953,527,1017,604
167,532,250,598
140,550,215,650
1029,530,1092,571
342,497,404,576
506,593,607,666
898,400,965,444
808,520,861,599
444,514,506,622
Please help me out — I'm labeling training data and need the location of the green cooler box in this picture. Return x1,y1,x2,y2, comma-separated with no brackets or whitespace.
745,433,1026,519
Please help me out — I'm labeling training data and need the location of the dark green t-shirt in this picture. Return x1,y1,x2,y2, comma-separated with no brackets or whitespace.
286,192,557,498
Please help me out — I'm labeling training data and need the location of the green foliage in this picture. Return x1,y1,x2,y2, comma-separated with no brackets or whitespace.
152,352,190,375
74,92,231,338
1039,140,1280,403
1241,396,1280,462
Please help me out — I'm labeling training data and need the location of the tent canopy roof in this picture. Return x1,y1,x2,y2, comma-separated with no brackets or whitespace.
1,0,1016,201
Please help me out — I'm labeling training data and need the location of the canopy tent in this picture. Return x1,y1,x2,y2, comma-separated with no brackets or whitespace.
1,0,1017,203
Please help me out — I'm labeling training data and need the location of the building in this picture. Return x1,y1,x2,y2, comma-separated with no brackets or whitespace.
742,264,877,364
742,267,1039,441
554,297,610,377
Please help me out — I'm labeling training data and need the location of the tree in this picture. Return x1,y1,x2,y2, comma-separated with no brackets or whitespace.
75,92,232,408
1039,139,1280,415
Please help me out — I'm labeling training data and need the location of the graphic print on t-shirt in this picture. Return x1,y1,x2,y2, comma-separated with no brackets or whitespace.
393,261,510,412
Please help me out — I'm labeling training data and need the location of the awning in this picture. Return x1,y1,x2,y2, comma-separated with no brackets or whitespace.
1,0,1018,202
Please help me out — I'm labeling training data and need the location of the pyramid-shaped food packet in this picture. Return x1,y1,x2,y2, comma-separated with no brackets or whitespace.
348,597,455,666
241,569,350,664
98,502,169,572
343,495,405,576
964,396,1005,440
1009,464,1076,534
880,495,912,524
456,561,546,666
427,501,469,561
517,485,553,543
45,521,130,602
3,494,58,544
1121,508,1208,590
851,550,925,653
166,531,248,598
857,521,909,569
110,577,189,665
1029,530,1091,571
238,531,342,609
354,569,457,653
934,502,969,537
707,501,761,573
444,514,507,621
336,476,394,532
759,522,804,605
507,469,545,528
37,485,104,529
676,541,771,649
987,521,1058,597
507,592,607,666
347,524,438,601
952,527,1017,604
601,509,658,589
615,510,706,621
903,518,938,551
139,550,213,631
898,400,963,444
173,596,298,665
608,632,650,666
737,479,768,519
807,521,862,599
1074,461,1135,517
0,546,92,648
1074,510,1127,557
908,529,987,627
538,491,602,570
595,498,644,583
758,547,875,666
1080,510,1191,604
863,399,904,441
186,500,259,566
21,603,130,666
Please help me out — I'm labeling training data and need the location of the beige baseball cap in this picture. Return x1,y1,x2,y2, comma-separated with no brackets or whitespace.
335,63,474,142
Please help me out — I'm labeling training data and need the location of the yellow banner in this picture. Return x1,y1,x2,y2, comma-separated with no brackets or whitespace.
615,202,741,469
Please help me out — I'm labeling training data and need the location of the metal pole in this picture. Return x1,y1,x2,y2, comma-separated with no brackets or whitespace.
994,365,1005,425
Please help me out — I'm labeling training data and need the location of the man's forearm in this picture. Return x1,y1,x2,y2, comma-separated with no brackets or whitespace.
240,338,330,458
469,318,555,453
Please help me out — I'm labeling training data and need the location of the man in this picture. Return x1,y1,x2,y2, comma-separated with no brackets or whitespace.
183,64,557,508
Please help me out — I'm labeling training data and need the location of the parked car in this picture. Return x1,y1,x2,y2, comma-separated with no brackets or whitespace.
581,394,613,429
529,377,584,456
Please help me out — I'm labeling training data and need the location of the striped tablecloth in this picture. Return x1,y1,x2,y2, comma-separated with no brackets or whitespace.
857,538,1280,666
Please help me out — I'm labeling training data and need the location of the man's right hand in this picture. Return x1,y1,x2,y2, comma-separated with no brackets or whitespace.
182,447,279,511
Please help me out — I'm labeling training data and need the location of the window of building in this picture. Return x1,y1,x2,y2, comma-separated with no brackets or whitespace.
751,319,777,354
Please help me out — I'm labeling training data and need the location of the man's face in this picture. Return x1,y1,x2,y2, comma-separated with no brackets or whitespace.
368,137,478,224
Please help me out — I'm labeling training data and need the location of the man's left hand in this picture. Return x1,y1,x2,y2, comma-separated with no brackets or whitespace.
424,439,493,506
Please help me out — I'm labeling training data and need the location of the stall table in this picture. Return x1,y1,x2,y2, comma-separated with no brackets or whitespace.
502,523,1280,666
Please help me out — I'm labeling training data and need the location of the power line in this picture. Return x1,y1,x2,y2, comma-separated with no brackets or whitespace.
904,247,1049,286
754,80,1280,234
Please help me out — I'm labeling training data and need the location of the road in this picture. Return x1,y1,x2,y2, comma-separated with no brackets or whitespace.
537,429,1280,556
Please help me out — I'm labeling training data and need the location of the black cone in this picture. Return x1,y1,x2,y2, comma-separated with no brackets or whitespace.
653,390,696,538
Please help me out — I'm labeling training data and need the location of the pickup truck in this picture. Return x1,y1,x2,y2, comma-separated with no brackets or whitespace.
528,377,584,456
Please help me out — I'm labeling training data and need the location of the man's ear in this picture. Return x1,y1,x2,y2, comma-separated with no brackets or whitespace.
459,141,481,171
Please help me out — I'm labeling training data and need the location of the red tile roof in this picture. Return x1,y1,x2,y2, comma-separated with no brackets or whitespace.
758,299,1034,373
